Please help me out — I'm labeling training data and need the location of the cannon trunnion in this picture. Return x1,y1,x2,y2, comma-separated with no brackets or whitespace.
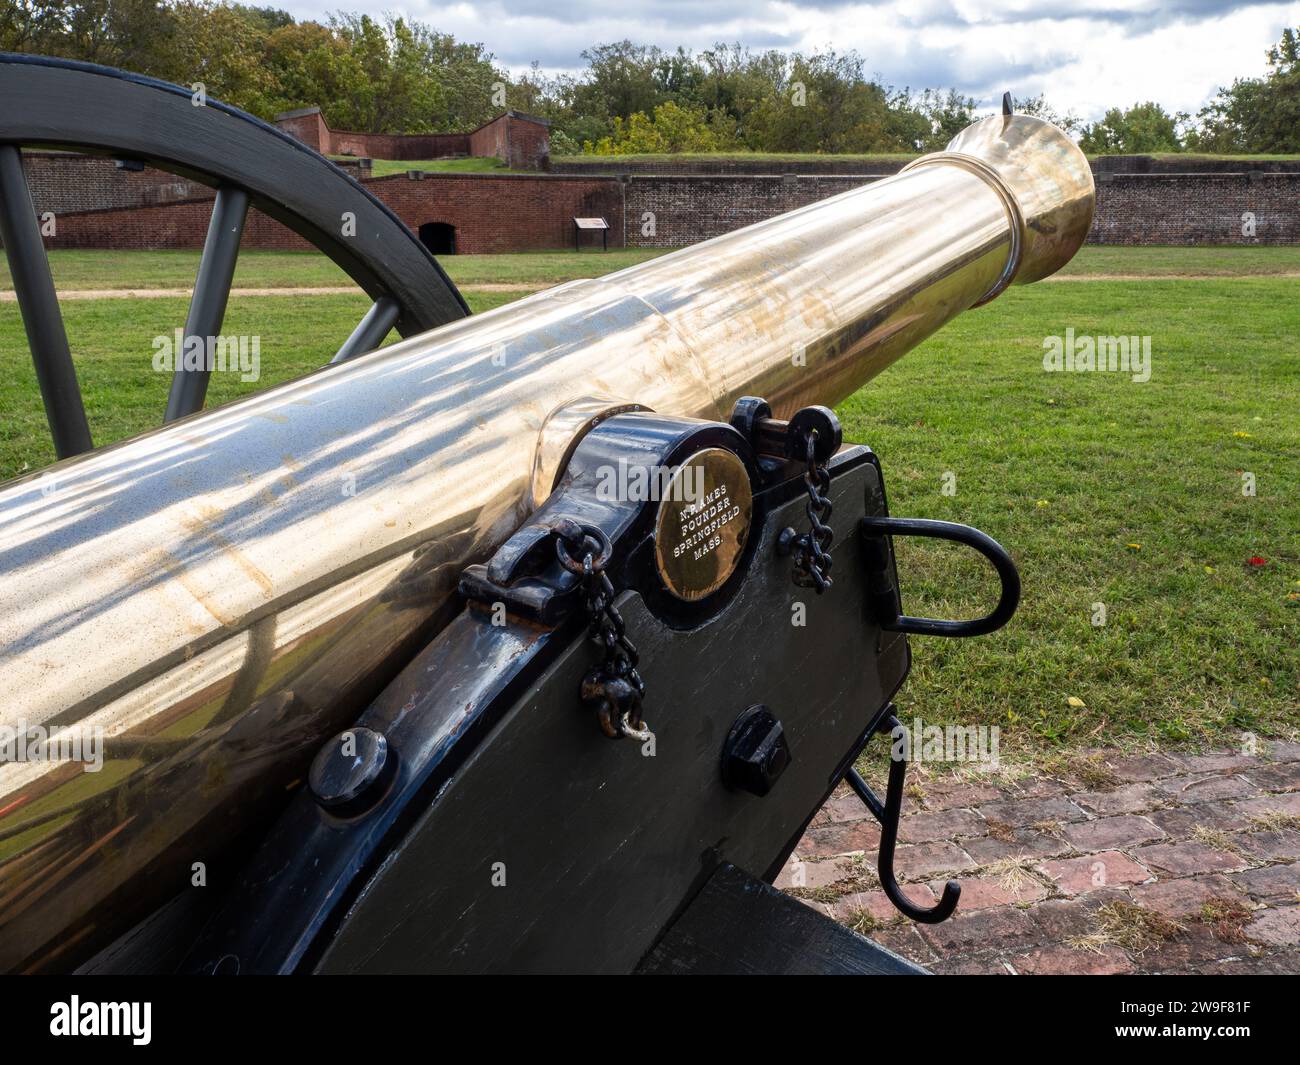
178,405,1018,974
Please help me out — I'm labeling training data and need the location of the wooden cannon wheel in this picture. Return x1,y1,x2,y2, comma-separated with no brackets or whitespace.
0,52,469,459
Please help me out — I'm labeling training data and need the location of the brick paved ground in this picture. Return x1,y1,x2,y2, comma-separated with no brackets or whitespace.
780,741,1300,973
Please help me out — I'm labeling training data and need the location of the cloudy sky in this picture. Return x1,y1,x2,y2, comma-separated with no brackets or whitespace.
287,1,1300,120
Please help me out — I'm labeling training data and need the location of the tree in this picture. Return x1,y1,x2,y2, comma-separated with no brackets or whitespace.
10,9,1298,157
12,0,178,71
584,100,735,154
910,88,978,150
1015,94,1081,135
743,50,889,152
419,30,505,132
156,1,273,112
572,40,667,127
307,15,504,135
1191,25,1300,152
230,4,291,32
256,19,343,116
692,43,786,146
0,1,69,53
1080,101,1185,153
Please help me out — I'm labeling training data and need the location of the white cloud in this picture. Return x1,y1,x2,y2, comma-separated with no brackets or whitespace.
283,0,1300,120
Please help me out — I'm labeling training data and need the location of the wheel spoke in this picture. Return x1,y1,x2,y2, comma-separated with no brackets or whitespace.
164,185,249,422
330,296,401,365
0,144,93,458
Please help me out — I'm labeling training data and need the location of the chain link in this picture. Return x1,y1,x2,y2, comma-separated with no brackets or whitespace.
579,557,646,699
554,521,650,740
791,429,834,594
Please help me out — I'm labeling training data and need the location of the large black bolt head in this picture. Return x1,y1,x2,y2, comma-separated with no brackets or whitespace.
721,705,792,797
309,726,392,816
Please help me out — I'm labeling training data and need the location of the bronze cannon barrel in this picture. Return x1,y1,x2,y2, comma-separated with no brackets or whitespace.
0,114,1092,970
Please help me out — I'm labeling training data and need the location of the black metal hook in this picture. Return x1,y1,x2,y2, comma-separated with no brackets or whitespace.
845,711,960,924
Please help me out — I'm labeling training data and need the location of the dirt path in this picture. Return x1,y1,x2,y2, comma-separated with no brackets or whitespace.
456,282,552,292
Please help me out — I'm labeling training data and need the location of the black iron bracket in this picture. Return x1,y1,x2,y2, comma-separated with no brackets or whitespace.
459,520,587,625
860,515,1020,637
844,708,961,924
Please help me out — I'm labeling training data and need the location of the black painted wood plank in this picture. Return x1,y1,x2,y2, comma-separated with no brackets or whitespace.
637,863,927,975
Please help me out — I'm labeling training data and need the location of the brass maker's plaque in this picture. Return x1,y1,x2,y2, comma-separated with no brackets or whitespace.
654,448,752,602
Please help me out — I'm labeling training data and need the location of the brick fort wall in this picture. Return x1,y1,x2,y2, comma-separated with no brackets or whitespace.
44,173,623,255
19,159,1300,253
272,107,549,167
361,173,619,253
621,174,877,246
21,152,211,213
621,172,1300,247
39,198,313,252
1090,173,1299,244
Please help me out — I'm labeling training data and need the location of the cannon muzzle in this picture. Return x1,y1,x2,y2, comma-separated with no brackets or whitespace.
0,113,1092,970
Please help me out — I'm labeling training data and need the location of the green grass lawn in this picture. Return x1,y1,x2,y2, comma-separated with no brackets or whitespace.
350,157,530,177
1056,245,1300,276
437,248,666,285
0,246,1295,754
5,246,1298,294
554,151,918,168
0,289,515,478
381,157,521,176
841,276,1297,754
0,248,670,291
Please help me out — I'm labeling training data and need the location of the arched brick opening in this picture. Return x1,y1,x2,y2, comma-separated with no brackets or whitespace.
419,221,457,255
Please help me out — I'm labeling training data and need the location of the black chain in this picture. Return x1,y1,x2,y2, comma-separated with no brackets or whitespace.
580,559,646,698
791,429,834,594
553,520,649,740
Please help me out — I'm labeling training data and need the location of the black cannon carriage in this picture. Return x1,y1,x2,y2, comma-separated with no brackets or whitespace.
0,56,1094,974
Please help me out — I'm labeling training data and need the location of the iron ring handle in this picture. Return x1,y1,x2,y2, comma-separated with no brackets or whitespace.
860,515,1020,637
553,520,614,576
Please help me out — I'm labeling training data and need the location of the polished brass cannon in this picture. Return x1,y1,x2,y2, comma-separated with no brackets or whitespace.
0,102,1092,971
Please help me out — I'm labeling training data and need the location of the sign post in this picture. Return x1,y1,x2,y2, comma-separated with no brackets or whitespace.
573,216,609,251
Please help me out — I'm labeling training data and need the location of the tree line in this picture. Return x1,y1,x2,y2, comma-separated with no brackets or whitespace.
3,2,1297,155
